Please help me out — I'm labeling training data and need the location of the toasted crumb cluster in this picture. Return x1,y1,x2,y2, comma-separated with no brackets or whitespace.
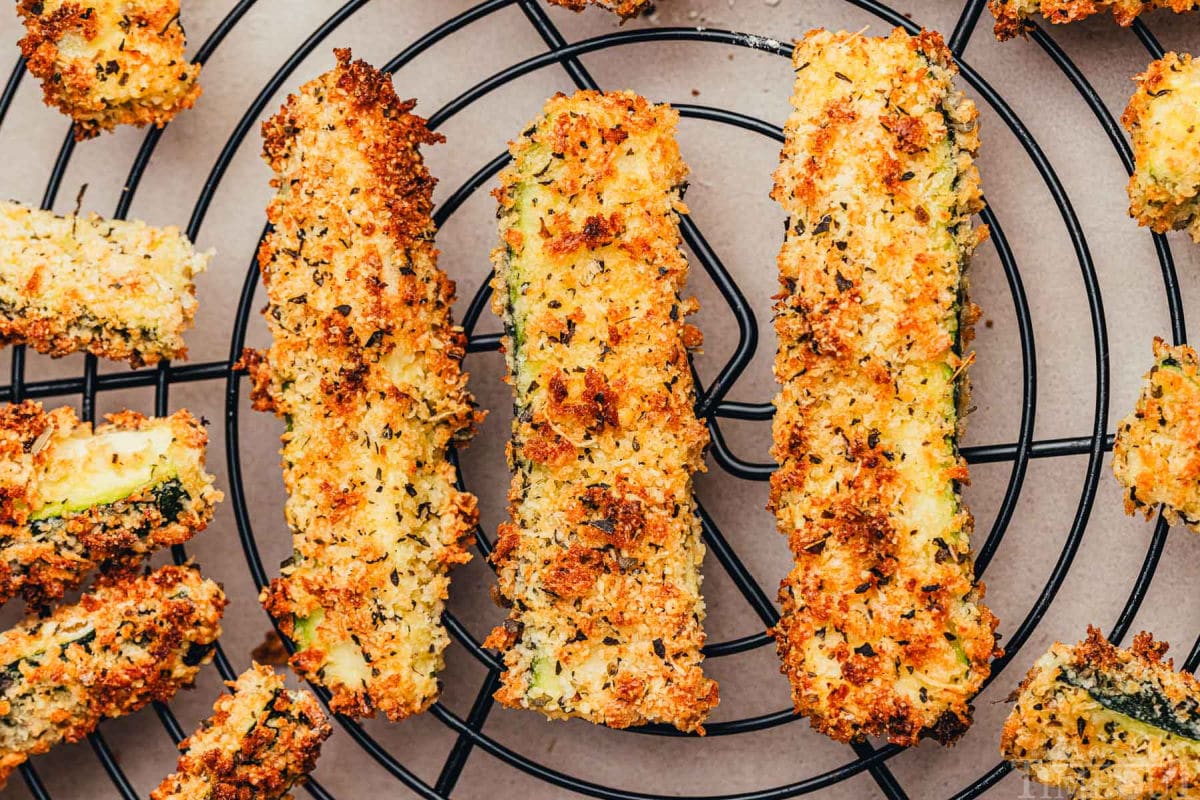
0,400,221,607
1002,627,1200,799
16,0,202,139
151,663,330,800
989,0,1200,39
546,0,653,17
1112,338,1200,530
1122,53,1200,243
0,200,208,367
484,90,717,733
769,28,998,746
249,49,480,721
0,564,225,787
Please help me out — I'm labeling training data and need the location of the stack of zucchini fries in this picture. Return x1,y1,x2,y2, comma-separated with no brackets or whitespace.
12,3,1200,792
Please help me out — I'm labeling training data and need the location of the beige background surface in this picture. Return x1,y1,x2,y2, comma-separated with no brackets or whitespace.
0,1,1198,797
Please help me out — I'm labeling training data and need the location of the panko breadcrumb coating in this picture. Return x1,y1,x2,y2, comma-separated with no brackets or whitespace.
1122,52,1200,243
989,0,1200,40
0,564,225,787
483,90,718,733
247,49,480,722
547,0,652,17
769,28,999,746
0,400,221,608
0,200,208,367
151,664,330,800
17,0,202,139
1002,627,1200,799
1112,338,1200,530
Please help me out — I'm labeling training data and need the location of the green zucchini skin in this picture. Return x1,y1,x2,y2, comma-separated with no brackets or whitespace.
0,401,221,608
1004,627,1200,799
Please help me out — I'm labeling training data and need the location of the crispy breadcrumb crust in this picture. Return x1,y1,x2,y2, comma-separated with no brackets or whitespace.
769,28,999,747
17,0,202,139
989,0,1200,39
0,200,208,367
546,0,652,18
250,49,480,722
1122,53,1200,243
0,400,221,607
0,564,225,787
483,90,717,734
151,663,330,800
1002,627,1200,799
1112,338,1200,530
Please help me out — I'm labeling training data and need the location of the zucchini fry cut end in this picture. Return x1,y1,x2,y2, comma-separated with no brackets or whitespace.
0,401,221,607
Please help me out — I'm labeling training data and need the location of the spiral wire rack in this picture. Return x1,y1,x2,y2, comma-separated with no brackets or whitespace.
0,0,1196,797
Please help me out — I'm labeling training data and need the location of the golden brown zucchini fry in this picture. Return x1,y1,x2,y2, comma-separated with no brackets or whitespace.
0,564,225,787
151,663,330,800
16,0,202,139
0,400,221,607
0,200,207,367
1002,627,1200,799
1113,338,1200,530
1122,52,1200,242
769,28,999,746
249,49,480,721
989,0,1200,40
547,0,652,17
483,90,718,733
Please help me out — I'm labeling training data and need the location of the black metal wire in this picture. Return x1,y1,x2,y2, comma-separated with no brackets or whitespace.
0,1,1188,798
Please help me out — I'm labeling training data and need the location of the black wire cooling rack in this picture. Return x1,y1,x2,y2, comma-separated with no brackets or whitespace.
0,0,1197,797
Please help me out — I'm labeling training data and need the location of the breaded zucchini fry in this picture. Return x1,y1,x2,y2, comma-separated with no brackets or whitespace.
990,0,1199,39
483,90,718,733
547,0,652,17
1123,53,1200,242
0,564,225,787
1002,627,1200,799
0,200,208,367
17,0,202,139
769,28,998,746
250,49,479,721
1112,338,1200,530
151,663,330,800
0,400,220,607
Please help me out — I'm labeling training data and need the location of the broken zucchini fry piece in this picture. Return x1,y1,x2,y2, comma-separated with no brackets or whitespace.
484,90,718,733
0,200,208,367
251,49,480,721
0,564,225,787
1122,52,1200,243
151,663,330,800
1112,338,1200,530
16,0,202,139
0,400,221,607
1002,626,1200,799
546,0,652,17
769,28,998,746
989,0,1200,40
